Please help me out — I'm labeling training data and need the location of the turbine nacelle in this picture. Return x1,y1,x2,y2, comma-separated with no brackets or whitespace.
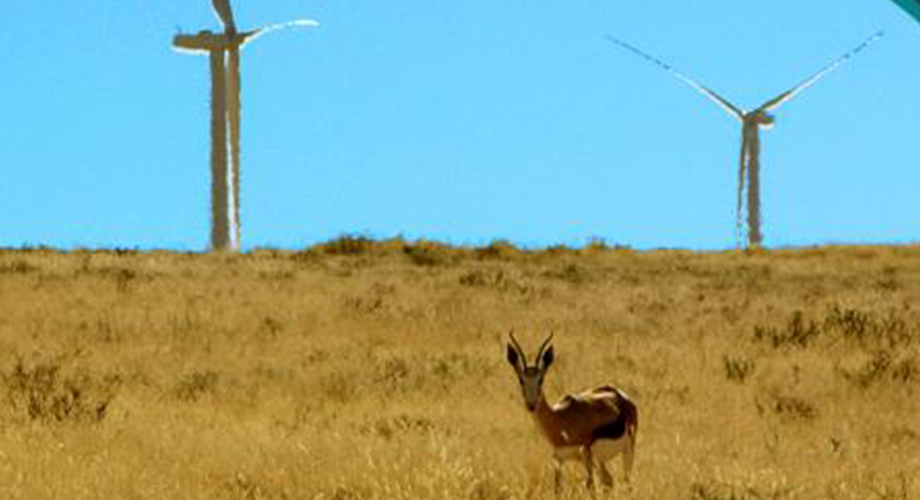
173,29,258,53
751,110,776,129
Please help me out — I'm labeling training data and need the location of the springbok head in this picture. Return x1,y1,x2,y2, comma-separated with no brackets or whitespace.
506,332,554,411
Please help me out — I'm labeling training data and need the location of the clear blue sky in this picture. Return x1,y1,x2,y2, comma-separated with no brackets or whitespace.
1,1,917,251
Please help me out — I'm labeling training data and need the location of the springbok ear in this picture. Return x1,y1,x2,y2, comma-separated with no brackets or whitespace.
506,344,521,370
541,345,554,370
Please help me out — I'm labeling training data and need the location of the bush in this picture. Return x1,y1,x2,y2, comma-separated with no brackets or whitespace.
753,311,821,349
321,235,377,256
723,355,756,384
174,370,220,402
3,360,116,423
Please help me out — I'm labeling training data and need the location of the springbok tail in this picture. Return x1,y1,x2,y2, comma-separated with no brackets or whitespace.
623,397,638,481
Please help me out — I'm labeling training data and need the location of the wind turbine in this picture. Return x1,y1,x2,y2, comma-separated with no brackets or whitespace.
607,31,883,250
890,0,920,23
174,0,318,252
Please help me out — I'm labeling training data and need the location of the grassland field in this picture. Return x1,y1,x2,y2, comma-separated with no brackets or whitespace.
0,239,919,500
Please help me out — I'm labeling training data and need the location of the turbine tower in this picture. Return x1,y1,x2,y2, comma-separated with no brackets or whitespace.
607,31,882,250
174,0,318,252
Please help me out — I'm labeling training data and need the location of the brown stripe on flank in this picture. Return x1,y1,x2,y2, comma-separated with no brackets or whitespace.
591,396,638,443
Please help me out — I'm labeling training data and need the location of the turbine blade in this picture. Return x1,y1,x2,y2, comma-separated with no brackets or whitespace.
242,19,320,46
605,35,745,120
227,47,242,251
509,331,526,365
759,30,883,112
211,0,237,32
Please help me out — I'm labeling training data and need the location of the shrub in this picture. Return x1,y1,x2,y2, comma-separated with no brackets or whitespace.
824,305,913,349
321,235,377,256
753,311,821,349
723,355,756,384
0,260,38,274
474,240,520,261
3,360,116,423
403,240,456,267
174,370,220,402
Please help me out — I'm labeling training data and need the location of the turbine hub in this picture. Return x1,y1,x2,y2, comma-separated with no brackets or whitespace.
173,29,255,52
754,111,775,129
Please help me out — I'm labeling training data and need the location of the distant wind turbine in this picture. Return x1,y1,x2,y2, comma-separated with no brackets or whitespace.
607,31,883,250
174,1,318,252
890,0,920,23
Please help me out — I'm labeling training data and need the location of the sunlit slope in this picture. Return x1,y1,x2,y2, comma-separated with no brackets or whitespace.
0,241,918,499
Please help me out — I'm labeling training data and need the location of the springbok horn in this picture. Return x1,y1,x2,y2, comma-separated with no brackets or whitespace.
536,332,554,360
509,330,526,363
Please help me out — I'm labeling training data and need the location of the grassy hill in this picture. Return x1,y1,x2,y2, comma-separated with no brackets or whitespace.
1,240,918,499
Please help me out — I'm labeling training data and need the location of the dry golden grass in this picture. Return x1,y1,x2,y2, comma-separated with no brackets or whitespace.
1,240,919,499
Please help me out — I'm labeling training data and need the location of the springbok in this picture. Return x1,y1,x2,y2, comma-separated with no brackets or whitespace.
506,332,637,493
